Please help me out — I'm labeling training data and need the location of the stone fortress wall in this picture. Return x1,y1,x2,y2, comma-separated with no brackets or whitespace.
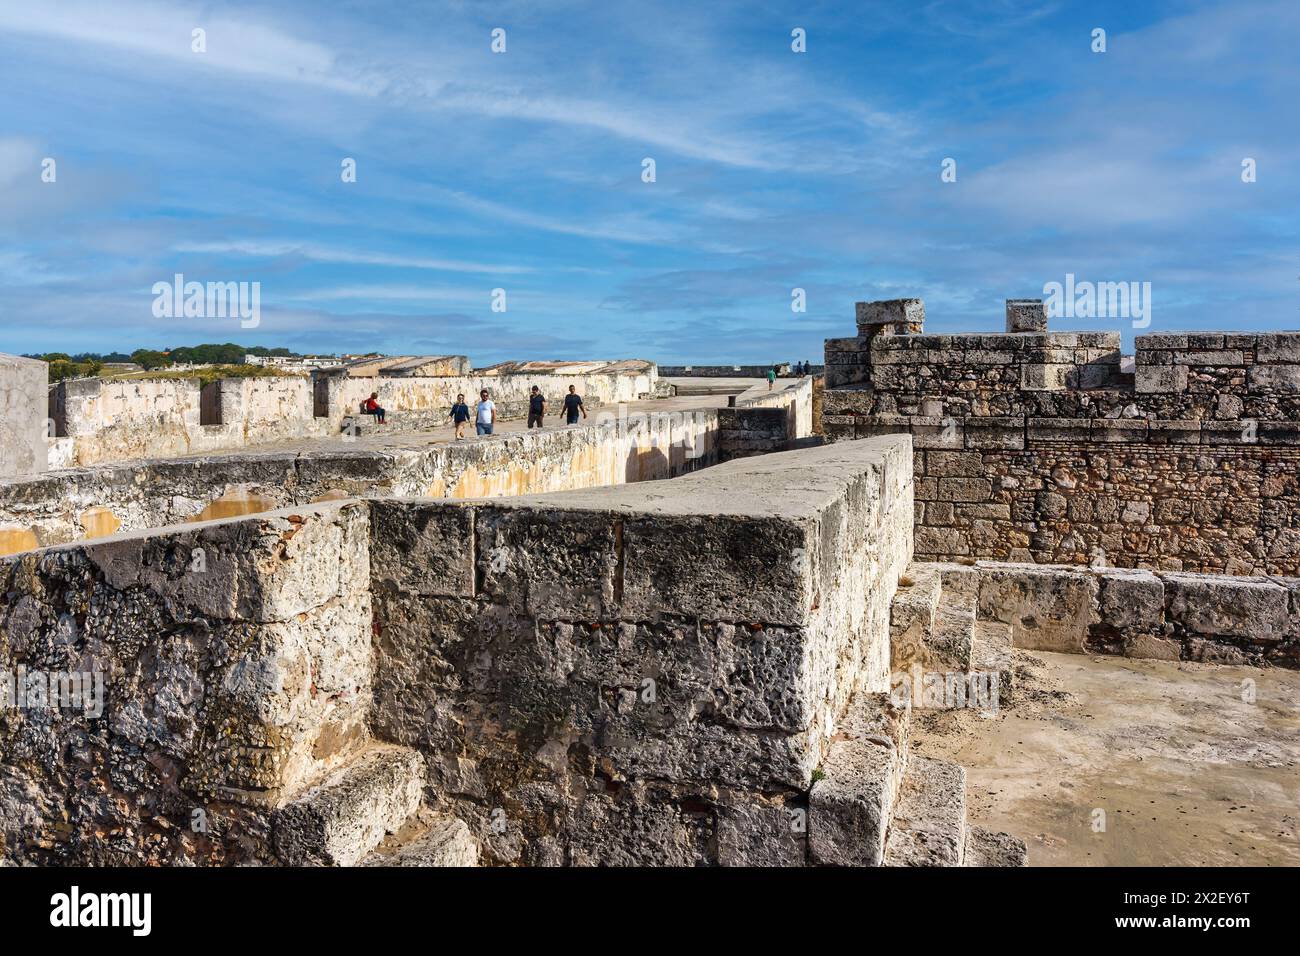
0,438,918,866
46,364,659,470
822,299,1300,575
2,350,814,557
0,408,723,556
0,354,46,480
718,376,815,459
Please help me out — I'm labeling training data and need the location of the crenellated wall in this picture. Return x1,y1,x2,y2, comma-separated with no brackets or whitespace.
823,299,1300,574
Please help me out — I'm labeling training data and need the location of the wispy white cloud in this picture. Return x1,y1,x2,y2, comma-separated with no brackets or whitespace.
0,0,384,94
172,240,536,275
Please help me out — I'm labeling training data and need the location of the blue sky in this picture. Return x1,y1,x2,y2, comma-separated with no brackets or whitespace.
0,0,1296,364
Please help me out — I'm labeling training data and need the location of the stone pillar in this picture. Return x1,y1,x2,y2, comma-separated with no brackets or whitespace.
856,298,925,338
1005,299,1048,333
0,353,48,479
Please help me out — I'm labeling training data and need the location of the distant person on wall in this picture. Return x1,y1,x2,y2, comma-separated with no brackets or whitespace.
448,392,471,440
767,366,777,391
475,388,495,436
527,386,546,428
562,384,586,425
362,392,386,424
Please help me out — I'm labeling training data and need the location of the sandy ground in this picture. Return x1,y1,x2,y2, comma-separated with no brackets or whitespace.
909,649,1300,866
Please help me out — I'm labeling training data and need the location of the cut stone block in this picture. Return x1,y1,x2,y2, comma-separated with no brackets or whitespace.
274,744,425,867
928,601,975,673
883,756,966,866
889,565,942,671
369,499,475,597
1005,299,1047,333
1255,332,1300,364
963,825,1028,867
978,563,1098,652
1162,573,1289,642
1135,365,1188,393
1097,569,1164,631
856,298,925,333
1020,363,1070,391
0,353,47,480
809,693,910,866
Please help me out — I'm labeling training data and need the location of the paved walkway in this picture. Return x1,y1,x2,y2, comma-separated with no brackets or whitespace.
911,649,1300,866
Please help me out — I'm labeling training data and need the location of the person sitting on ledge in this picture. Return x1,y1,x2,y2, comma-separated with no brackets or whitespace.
362,392,386,424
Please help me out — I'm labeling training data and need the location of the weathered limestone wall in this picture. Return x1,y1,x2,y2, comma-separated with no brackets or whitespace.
366,436,914,864
330,369,655,430
49,375,329,469
2,438,913,865
718,377,815,459
47,366,657,469
823,300,1300,574
0,502,373,864
922,560,1300,668
0,354,47,481
0,408,719,556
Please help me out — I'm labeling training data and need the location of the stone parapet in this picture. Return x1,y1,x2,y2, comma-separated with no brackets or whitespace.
822,297,1300,574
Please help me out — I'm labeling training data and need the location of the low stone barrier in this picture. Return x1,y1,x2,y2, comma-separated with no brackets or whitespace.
717,376,816,459
955,560,1299,667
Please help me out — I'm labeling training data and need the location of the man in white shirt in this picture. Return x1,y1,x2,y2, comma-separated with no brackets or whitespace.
475,389,496,436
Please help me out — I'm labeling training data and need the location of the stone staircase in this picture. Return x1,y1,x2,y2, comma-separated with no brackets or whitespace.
271,742,478,867
807,560,1028,867
890,561,1016,700
809,691,1027,867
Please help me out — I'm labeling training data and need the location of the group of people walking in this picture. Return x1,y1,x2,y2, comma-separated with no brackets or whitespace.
361,384,588,439
447,384,587,440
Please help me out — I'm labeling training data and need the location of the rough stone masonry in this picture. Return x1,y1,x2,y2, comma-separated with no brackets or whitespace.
0,354,47,481
822,298,1300,575
4,437,982,866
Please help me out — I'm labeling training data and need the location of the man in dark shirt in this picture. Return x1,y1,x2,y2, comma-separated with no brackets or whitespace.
527,386,546,428
562,384,586,425
448,392,471,440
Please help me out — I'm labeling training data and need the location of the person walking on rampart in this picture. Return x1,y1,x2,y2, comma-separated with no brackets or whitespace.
475,389,496,436
528,386,546,428
562,384,586,425
448,392,471,440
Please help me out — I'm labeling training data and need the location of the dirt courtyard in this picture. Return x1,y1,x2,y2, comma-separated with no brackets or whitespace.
909,648,1300,866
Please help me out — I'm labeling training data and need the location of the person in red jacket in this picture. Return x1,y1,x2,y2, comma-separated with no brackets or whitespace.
362,392,386,424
